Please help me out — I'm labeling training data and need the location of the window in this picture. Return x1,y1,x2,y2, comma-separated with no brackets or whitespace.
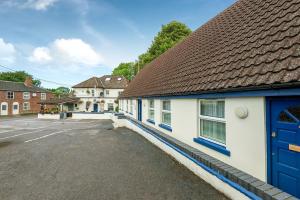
105,77,111,81
148,100,155,120
117,77,122,81
161,100,171,126
1,104,7,110
6,91,14,99
23,102,30,111
126,100,129,112
41,93,46,100
130,99,133,113
118,91,122,96
108,103,114,111
23,92,30,99
199,100,226,144
91,90,95,97
106,90,109,95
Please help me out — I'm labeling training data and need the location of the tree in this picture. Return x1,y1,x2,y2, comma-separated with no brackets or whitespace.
47,87,70,97
138,21,191,69
112,62,135,80
111,21,191,79
0,71,41,87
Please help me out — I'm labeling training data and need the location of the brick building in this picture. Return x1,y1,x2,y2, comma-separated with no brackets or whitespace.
0,77,54,116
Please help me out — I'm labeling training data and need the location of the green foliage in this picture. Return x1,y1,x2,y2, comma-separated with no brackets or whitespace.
112,62,135,80
140,21,191,68
0,71,41,86
47,87,70,97
111,21,191,79
115,106,119,112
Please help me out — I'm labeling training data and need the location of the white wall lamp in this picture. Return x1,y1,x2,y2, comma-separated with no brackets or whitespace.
235,106,248,119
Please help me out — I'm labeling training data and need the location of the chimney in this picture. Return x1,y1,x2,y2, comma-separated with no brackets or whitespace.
24,76,33,87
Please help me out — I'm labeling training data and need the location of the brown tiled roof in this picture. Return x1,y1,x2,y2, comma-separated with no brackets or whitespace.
0,80,49,92
72,75,128,89
121,0,300,98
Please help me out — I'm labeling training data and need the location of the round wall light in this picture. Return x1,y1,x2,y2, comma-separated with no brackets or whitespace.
235,107,248,119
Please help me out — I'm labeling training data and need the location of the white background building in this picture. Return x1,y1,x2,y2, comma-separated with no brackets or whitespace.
72,75,127,112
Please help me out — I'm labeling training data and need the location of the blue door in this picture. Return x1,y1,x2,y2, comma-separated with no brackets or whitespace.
93,104,98,112
270,98,300,198
137,99,142,121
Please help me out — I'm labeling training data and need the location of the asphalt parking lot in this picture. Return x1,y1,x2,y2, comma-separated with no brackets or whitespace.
0,116,228,200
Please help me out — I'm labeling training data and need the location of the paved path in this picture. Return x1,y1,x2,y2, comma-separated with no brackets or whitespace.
0,117,228,200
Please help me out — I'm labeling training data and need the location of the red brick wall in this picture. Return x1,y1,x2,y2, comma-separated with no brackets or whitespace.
0,91,54,115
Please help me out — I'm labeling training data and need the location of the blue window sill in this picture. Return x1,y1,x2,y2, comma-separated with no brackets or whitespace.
159,124,172,132
147,119,155,125
193,137,230,157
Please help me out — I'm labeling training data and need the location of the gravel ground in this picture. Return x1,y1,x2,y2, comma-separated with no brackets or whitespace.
0,117,228,200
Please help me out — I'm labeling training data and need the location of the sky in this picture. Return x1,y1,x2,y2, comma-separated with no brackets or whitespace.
0,0,235,88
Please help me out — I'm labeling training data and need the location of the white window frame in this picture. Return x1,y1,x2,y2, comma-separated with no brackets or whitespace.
161,100,171,126
126,100,129,112
23,102,30,111
198,99,226,145
6,91,14,99
23,92,30,100
148,99,155,120
41,93,46,100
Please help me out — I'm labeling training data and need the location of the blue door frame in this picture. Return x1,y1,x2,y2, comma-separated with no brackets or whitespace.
266,97,300,198
137,99,142,121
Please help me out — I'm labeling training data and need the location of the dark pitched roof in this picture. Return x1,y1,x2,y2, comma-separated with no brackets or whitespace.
72,75,128,89
0,80,49,92
121,0,300,98
72,77,103,88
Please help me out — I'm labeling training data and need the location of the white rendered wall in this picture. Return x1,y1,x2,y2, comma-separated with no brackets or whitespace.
122,97,267,181
72,113,112,119
38,113,61,119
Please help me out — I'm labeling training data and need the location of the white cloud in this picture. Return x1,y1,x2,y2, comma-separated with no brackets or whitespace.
29,47,52,63
24,0,58,10
0,0,59,11
29,38,103,67
0,38,16,64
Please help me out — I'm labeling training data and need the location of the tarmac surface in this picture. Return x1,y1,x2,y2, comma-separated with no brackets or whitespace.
0,116,228,200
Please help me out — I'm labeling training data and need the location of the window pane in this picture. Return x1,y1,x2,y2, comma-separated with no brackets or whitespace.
287,106,300,120
278,111,296,123
149,110,154,120
200,100,224,118
200,119,226,144
163,101,170,111
149,100,154,108
162,112,171,125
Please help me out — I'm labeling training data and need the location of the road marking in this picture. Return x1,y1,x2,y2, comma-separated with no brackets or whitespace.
0,129,21,134
24,130,65,143
0,129,47,140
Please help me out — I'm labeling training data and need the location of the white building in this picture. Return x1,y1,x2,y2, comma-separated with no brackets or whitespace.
117,1,300,199
72,75,128,112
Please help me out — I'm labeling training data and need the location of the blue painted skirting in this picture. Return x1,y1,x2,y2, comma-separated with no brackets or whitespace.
147,119,155,125
127,119,261,200
193,138,231,156
159,123,172,132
